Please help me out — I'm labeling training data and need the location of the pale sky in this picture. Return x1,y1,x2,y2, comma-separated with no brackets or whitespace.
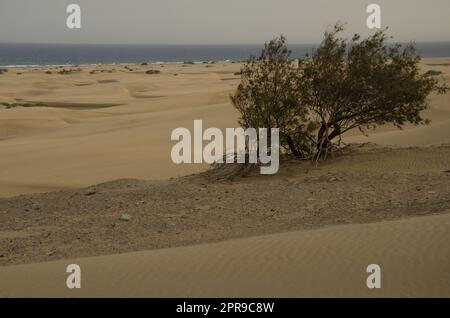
0,0,449,44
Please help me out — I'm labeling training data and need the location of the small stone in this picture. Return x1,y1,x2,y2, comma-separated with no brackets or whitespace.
119,213,131,221
307,198,316,201
47,251,55,256
84,189,97,196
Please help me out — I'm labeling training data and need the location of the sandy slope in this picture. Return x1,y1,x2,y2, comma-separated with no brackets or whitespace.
0,213,449,298
346,118,450,146
1,143,449,267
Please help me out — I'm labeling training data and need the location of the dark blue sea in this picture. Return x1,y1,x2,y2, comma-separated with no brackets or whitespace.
1,42,450,66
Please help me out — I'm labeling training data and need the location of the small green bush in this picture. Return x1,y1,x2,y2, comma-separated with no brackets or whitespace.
425,70,443,77
146,70,161,75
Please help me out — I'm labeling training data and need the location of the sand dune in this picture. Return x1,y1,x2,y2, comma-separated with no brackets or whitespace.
0,213,449,297
0,63,241,197
1,60,449,197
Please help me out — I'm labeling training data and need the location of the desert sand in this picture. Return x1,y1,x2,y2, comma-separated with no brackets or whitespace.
0,62,241,197
0,213,449,297
0,58,449,297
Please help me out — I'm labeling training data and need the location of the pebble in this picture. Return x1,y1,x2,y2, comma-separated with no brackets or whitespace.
84,189,97,196
120,213,131,221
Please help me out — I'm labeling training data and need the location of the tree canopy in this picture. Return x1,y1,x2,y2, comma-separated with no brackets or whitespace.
231,24,448,160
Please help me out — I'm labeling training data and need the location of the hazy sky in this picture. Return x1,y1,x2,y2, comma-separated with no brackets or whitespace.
0,0,449,44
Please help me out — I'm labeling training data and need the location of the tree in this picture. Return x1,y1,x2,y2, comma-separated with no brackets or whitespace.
231,25,447,163
231,36,317,159
299,24,448,159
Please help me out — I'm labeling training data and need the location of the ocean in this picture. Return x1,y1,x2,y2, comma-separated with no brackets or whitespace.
1,42,450,66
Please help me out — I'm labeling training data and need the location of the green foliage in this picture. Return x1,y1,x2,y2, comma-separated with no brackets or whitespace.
231,35,317,158
232,24,448,160
299,24,447,158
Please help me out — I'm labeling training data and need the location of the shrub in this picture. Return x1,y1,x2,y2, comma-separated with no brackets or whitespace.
58,69,74,75
231,36,317,159
145,70,161,75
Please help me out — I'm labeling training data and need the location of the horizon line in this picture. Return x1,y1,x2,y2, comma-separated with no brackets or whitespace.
2,40,450,46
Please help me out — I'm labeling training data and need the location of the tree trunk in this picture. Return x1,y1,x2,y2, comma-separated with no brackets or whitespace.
285,134,302,159
316,124,341,155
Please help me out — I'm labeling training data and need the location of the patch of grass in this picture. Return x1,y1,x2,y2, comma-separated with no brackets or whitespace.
425,70,443,77
97,79,119,84
58,68,82,75
145,70,161,75
1,102,48,109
